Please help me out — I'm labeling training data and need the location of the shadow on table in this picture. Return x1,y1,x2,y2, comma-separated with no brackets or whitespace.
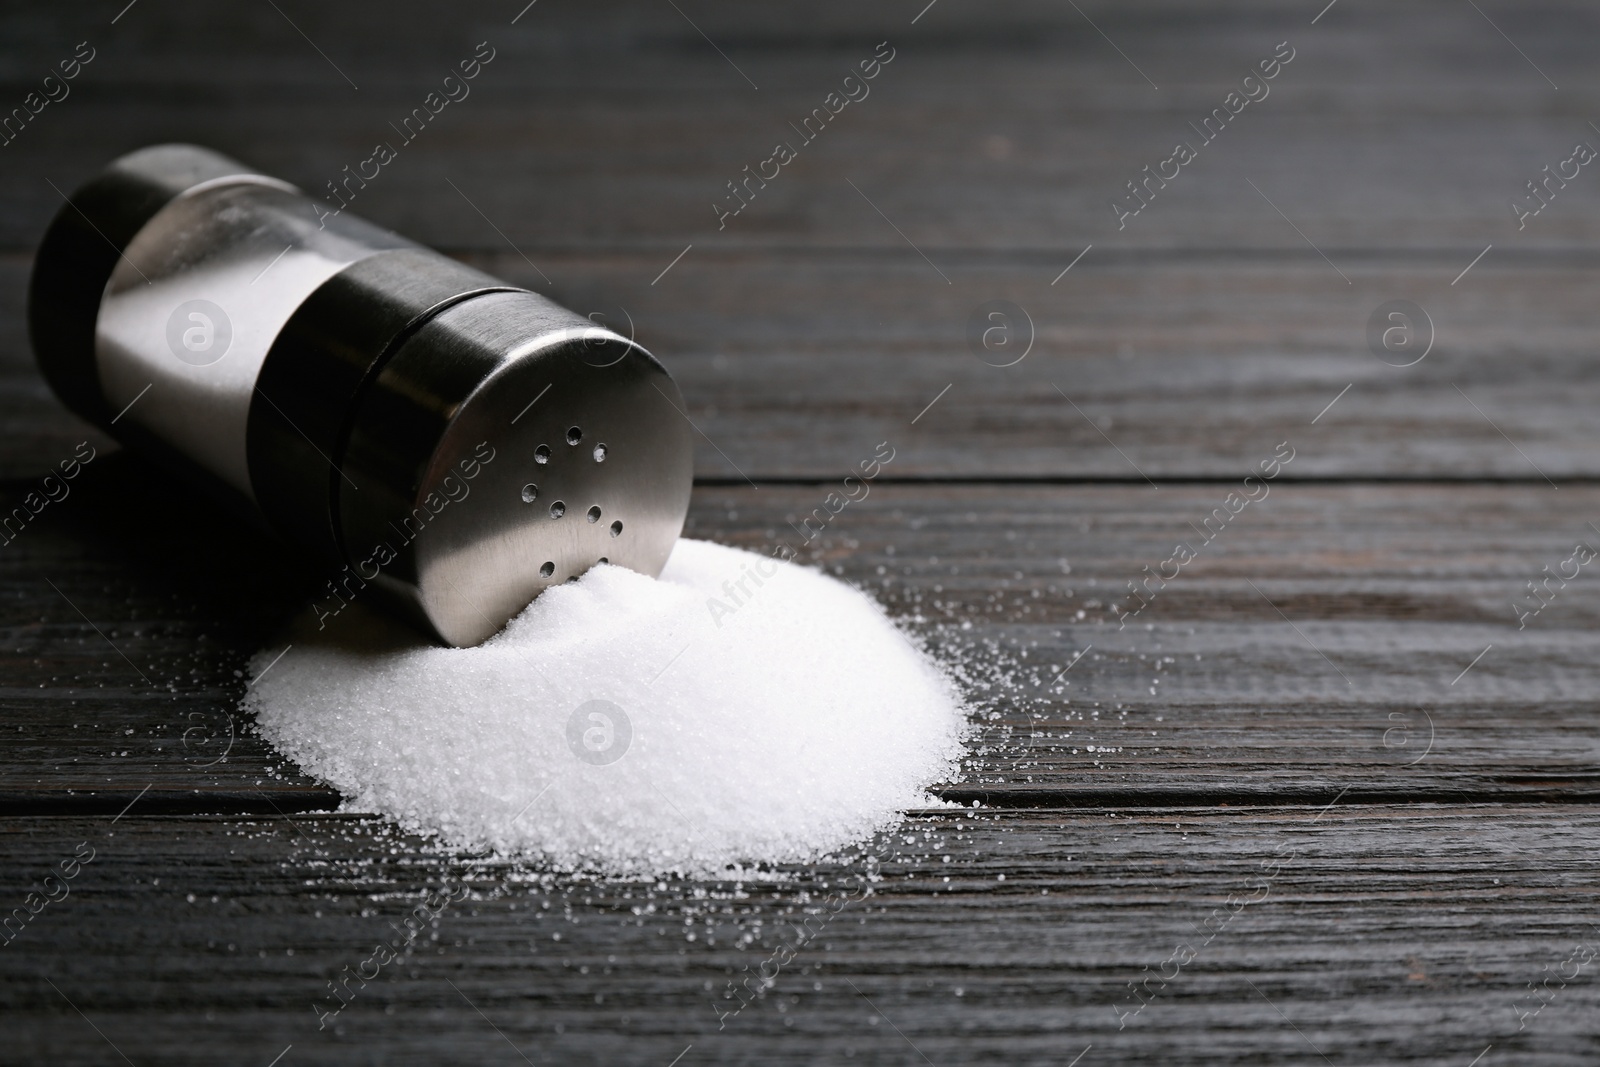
29,448,317,644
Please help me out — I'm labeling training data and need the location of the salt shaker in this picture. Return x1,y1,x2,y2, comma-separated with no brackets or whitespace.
29,144,693,646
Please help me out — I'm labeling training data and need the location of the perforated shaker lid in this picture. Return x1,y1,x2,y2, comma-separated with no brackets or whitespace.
332,288,695,647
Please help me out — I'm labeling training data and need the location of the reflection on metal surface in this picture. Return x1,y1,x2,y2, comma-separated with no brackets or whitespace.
30,143,694,646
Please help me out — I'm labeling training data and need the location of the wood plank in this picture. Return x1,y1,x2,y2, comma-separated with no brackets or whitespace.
522,250,1600,482
5,475,1600,808
696,481,1600,805
0,805,1596,1064
7,251,1600,482
1,1,1599,253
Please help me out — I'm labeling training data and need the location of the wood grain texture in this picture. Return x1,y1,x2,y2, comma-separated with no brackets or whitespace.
702,481,1600,807
0,1,1597,480
4,473,1599,809
1,1,1598,1064
8,251,1600,481
0,0,1598,253
1,806,1597,1066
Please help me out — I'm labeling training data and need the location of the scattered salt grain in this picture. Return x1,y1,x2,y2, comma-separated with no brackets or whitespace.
245,539,969,876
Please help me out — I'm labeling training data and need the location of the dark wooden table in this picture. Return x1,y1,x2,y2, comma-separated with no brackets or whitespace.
2,1,1598,1063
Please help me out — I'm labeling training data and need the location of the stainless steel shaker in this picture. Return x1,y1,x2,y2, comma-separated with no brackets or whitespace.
29,144,693,646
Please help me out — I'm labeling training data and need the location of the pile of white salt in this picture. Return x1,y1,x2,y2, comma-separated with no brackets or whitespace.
245,539,969,876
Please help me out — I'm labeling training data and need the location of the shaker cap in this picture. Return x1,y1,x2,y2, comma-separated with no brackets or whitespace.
334,289,694,646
